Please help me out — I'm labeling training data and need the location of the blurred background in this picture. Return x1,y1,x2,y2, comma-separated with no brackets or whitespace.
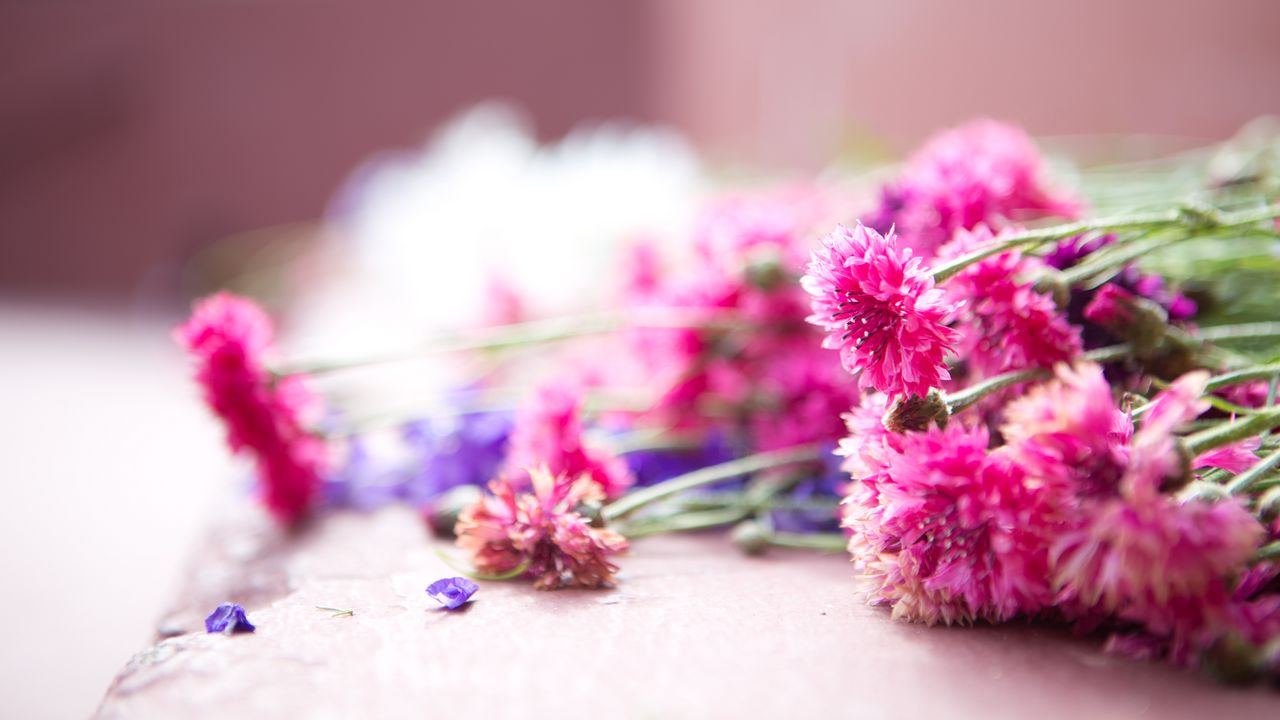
3,1,1280,717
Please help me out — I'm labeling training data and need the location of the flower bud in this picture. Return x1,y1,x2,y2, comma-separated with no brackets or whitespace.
883,389,949,434
731,519,771,556
1084,284,1169,356
424,484,484,538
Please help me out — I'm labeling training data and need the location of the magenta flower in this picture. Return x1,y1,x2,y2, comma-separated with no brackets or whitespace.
175,292,327,526
802,224,961,399
456,469,629,590
1001,362,1131,497
880,119,1080,257
843,423,1061,625
875,119,1081,258
939,227,1082,379
747,343,860,452
503,382,634,500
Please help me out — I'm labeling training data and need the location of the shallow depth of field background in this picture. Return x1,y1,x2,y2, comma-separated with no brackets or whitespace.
3,2,1280,718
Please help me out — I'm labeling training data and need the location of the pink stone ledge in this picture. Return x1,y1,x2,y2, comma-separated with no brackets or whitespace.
96,506,1280,719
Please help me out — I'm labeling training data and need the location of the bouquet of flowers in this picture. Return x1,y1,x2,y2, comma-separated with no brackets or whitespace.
176,118,1280,684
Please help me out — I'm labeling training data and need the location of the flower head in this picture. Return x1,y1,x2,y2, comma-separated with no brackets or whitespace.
426,577,479,609
175,292,327,525
802,224,961,398
456,468,629,590
504,383,634,499
205,603,255,634
1001,362,1130,498
939,227,1082,379
872,119,1080,258
844,423,1060,625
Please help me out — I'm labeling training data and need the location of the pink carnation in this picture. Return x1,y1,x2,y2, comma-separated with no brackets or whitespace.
1001,362,1131,497
939,226,1082,380
802,224,961,399
456,469,629,590
885,119,1081,258
504,382,634,499
174,292,327,526
844,423,1061,625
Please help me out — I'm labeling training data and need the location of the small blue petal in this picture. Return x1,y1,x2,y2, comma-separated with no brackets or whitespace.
426,577,479,610
205,603,256,634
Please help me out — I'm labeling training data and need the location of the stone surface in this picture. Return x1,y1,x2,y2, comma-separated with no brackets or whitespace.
97,505,1280,719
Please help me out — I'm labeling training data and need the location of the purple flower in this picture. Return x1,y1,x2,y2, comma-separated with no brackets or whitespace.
205,603,255,634
426,577,479,609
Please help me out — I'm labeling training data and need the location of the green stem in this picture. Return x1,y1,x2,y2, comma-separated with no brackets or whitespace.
276,307,747,377
1204,364,1280,392
1197,322,1280,344
766,531,847,552
1256,540,1280,563
944,343,1131,415
620,507,750,539
931,202,1280,283
601,444,823,521
1184,408,1280,457
1056,234,1164,287
1225,447,1280,495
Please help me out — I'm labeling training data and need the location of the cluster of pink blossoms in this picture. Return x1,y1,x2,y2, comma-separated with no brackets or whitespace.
842,362,1271,669
175,292,327,526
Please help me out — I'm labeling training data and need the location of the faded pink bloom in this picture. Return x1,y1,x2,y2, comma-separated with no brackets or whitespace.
1002,362,1131,498
843,423,1061,625
482,274,525,327
876,119,1081,258
802,224,961,399
939,227,1082,379
504,382,634,500
175,292,327,526
456,469,628,590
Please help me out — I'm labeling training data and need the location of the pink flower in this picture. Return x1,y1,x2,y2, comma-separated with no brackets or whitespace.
1001,362,1131,497
747,343,860,451
843,423,1061,625
802,224,961,399
835,393,895,480
174,292,327,525
882,119,1081,258
456,469,629,589
504,382,634,499
939,227,1082,380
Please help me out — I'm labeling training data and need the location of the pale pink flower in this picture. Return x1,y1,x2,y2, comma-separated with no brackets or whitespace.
835,393,896,480
175,292,327,526
802,224,961,398
504,382,634,500
456,469,629,590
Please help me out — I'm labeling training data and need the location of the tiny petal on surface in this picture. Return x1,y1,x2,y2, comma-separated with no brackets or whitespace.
205,603,255,634
426,577,480,610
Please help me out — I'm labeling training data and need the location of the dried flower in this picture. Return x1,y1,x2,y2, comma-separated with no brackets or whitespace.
802,224,960,398
205,603,255,634
456,468,629,590
175,292,327,525
426,577,479,609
